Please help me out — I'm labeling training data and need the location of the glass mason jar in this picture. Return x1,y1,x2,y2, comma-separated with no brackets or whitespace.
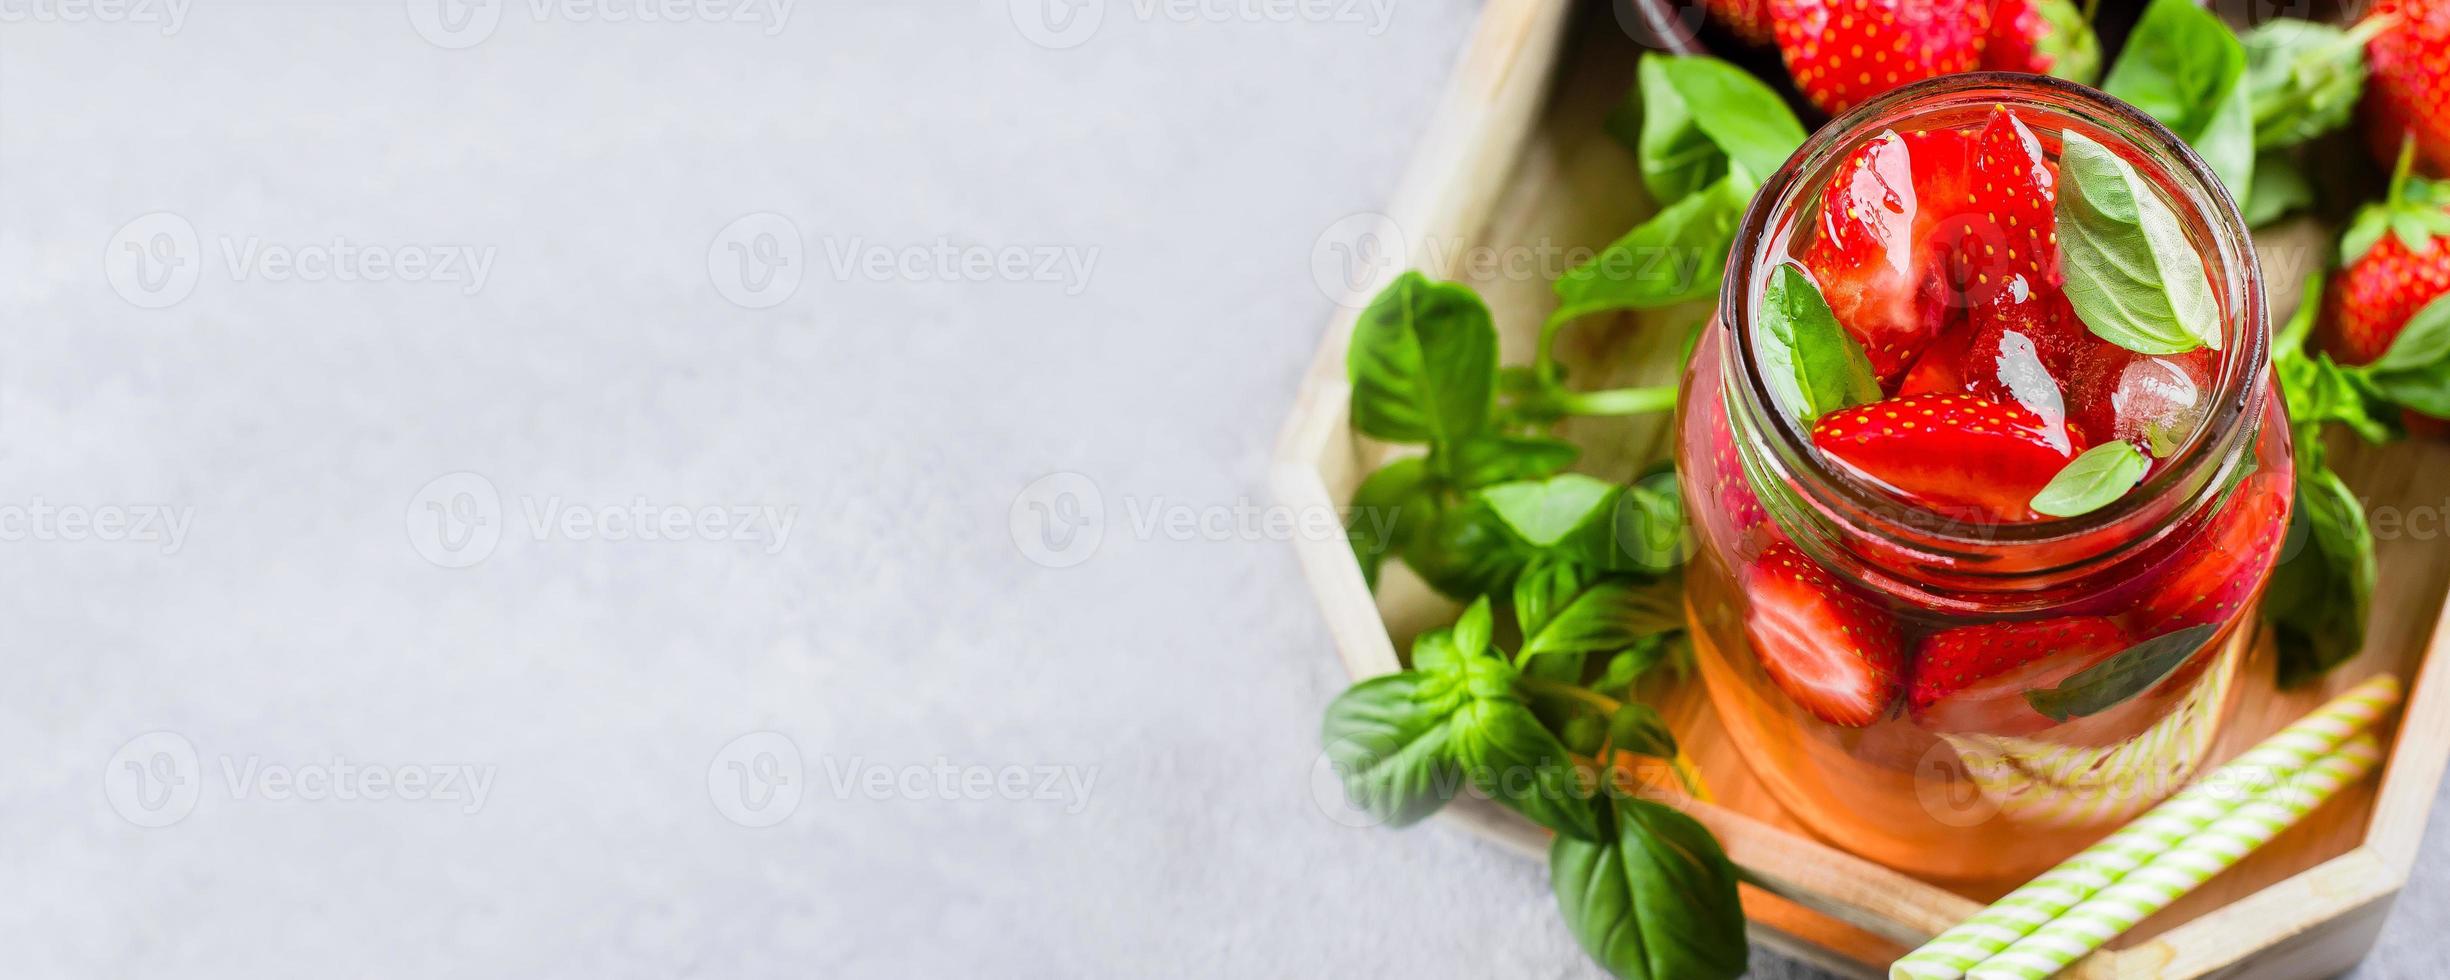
1675,75,2294,883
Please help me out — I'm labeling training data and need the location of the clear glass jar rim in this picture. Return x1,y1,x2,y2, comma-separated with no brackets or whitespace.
1718,72,2270,559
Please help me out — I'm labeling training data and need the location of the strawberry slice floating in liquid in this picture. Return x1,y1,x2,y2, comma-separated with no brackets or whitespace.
1804,129,1966,384
1909,616,2132,735
1811,392,2085,523
2131,471,2290,637
1936,106,2061,308
1743,542,1905,727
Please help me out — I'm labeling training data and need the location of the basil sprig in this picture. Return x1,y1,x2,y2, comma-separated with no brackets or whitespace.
1319,589,1743,980
1553,53,1808,368
1756,263,1880,424
2056,131,2224,356
1342,273,1681,596
2031,441,2151,518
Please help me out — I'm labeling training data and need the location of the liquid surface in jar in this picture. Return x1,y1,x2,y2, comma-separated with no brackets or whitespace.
1766,105,2217,526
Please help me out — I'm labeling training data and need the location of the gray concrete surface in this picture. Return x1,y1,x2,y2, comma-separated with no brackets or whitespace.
1,1,2443,977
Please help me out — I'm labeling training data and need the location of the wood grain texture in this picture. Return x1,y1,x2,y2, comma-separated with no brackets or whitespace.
1274,5,2450,977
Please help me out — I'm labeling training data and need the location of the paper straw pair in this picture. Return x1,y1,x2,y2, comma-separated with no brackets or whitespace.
1892,674,2404,980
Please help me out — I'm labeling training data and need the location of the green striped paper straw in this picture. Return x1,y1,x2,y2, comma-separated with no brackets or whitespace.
1966,733,2385,980
1890,674,2403,980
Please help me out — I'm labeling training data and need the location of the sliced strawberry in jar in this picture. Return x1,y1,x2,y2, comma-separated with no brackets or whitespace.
2132,471,2290,636
1936,106,2061,308
1804,129,1961,384
1743,542,1905,727
1958,274,2087,426
1810,392,2086,523
1909,616,2131,735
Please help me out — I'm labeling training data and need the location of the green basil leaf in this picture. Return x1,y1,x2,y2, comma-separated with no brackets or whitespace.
2024,624,2219,722
1606,703,1678,760
2105,0,2255,198
1584,467,1688,574
2243,18,2375,151
1514,556,1590,646
1482,473,1619,547
1410,626,1463,675
1319,672,1466,828
2242,150,2312,228
1451,596,1496,661
1553,174,1751,319
1447,433,1581,487
1634,54,1806,203
2032,441,2151,516
1757,262,1881,423
1347,271,1497,447
2362,292,2450,418
2057,131,2224,356
1627,55,1721,202
2266,446,2376,686
1402,496,1532,600
1346,457,1432,588
1551,798,1749,980
1521,579,1684,664
2275,270,2322,356
1599,635,1673,691
1452,696,1604,841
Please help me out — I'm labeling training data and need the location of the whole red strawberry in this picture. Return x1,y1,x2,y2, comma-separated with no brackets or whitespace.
1709,0,1775,45
1743,542,1904,727
1982,0,2099,83
2362,0,2450,178
1769,0,1990,116
1909,616,2130,735
2323,139,2450,383
1810,392,2085,522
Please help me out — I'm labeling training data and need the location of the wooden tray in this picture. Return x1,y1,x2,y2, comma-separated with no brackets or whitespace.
1274,3,2450,977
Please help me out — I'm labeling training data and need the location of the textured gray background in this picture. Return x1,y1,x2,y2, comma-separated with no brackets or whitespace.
1,1,2444,977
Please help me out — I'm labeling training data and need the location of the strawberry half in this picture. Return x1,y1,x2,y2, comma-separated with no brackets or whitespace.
2132,471,2290,636
1743,542,1905,727
2363,0,2450,178
1769,0,1990,116
1909,616,2130,735
1981,0,2099,83
1803,129,1966,383
1810,392,2085,522
1937,106,2061,309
